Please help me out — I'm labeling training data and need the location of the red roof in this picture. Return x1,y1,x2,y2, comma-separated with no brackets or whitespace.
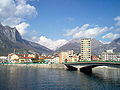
20,57,33,59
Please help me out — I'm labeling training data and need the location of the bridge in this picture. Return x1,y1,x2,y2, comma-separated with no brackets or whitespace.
64,62,120,73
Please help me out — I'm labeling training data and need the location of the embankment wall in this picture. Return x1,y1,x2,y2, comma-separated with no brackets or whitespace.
0,64,67,69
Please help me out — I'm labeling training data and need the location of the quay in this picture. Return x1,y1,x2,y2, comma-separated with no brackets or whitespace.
0,63,66,69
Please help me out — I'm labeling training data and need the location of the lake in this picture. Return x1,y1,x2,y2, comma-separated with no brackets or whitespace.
0,65,120,90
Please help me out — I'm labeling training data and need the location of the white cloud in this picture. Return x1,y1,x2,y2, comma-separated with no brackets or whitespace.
65,24,109,38
16,22,30,35
37,36,68,50
114,16,120,26
64,24,89,36
0,0,37,26
99,40,110,44
102,33,120,40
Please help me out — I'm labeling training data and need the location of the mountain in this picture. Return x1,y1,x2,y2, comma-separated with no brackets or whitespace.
0,23,52,55
55,39,81,53
108,38,120,52
55,38,120,55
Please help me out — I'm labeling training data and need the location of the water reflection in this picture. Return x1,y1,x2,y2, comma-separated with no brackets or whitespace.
0,66,120,90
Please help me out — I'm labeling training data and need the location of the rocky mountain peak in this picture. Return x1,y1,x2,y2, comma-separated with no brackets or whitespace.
0,23,53,55
0,24,23,42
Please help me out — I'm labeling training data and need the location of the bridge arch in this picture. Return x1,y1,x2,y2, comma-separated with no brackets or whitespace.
65,62,120,73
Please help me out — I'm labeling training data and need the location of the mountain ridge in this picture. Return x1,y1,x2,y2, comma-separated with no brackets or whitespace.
55,38,120,55
0,23,53,55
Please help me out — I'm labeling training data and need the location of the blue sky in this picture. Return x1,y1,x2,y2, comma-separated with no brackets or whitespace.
0,0,120,50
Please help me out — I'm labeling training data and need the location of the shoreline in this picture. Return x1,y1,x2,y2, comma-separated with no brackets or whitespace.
0,63,67,69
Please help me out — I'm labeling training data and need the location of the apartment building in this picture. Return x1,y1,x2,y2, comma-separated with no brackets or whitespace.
80,38,91,61
101,50,120,61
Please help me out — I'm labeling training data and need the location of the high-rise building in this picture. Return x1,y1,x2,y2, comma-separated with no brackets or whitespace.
80,38,91,61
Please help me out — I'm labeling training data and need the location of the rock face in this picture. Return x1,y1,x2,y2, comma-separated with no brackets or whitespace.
55,39,81,53
55,38,120,55
0,23,53,55
108,38,120,52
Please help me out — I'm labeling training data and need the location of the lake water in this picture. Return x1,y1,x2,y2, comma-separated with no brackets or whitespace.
0,66,120,90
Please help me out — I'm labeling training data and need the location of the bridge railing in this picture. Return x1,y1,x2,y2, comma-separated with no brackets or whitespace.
64,61,120,64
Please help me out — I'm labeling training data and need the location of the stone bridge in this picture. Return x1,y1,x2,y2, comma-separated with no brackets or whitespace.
65,62,120,73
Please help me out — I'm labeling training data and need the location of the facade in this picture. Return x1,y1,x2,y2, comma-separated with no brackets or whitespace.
80,38,91,61
19,57,32,63
91,56,100,61
0,56,8,63
45,56,54,64
8,53,34,63
8,53,19,63
59,50,79,63
101,50,120,61
59,51,69,63
52,56,59,64
71,56,79,62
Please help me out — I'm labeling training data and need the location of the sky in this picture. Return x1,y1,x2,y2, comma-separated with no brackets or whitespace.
0,0,120,50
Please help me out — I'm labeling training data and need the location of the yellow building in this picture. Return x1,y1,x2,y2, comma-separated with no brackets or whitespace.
59,52,69,63
59,50,78,63
80,38,91,61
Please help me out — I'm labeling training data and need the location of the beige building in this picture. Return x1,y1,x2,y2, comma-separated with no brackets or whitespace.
59,50,78,63
8,53,34,63
80,38,91,61
59,52,69,63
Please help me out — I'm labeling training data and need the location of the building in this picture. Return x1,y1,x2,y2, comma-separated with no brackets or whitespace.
71,55,79,62
19,57,33,63
80,38,91,61
0,56,8,63
52,56,59,64
45,56,54,64
91,56,100,61
8,53,34,63
59,50,79,63
101,50,120,61
59,51,69,63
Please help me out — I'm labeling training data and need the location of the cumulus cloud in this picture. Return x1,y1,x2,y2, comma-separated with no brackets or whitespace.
65,24,89,36
36,36,68,50
16,22,30,35
0,0,37,26
65,24,109,38
102,33,120,40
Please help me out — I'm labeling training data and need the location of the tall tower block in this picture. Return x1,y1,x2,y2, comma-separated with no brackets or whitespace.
80,38,91,61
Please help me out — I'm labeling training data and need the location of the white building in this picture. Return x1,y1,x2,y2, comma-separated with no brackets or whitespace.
0,56,8,63
52,56,59,64
101,50,120,61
